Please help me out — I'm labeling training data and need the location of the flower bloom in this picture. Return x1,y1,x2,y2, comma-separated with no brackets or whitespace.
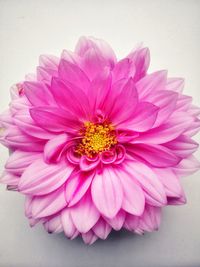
0,37,200,244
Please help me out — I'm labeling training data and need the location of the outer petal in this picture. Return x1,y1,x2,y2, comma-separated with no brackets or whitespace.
104,210,126,231
91,167,123,218
133,112,194,144
127,143,180,167
125,161,167,206
44,214,63,234
119,102,159,132
5,150,41,175
136,70,167,99
30,185,67,218
114,167,145,215
61,208,78,238
166,78,184,93
173,155,200,177
82,230,98,245
70,192,100,233
138,205,161,232
0,172,19,186
92,218,112,239
18,159,74,195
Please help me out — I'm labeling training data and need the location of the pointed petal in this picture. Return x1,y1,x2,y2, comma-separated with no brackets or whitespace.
166,78,184,93
65,170,95,207
70,192,100,233
44,214,63,233
104,210,126,230
82,230,98,245
61,208,77,238
92,218,112,239
91,167,123,218
19,159,74,195
112,58,135,83
173,155,200,177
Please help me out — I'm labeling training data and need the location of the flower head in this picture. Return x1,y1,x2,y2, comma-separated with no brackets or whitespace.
0,36,200,244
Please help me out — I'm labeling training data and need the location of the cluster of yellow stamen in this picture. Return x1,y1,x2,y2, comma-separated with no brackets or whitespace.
76,122,117,157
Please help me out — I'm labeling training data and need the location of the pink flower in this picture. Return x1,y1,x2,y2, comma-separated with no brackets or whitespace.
0,36,200,244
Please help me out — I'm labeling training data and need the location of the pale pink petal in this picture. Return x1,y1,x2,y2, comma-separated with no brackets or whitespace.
18,159,74,195
136,70,167,99
124,213,139,231
173,155,200,177
61,208,77,238
166,77,184,93
92,218,112,239
70,192,100,233
0,171,19,185
112,58,135,82
82,230,98,245
139,205,161,232
39,54,59,69
5,150,41,175
104,210,126,231
44,214,63,233
91,167,123,218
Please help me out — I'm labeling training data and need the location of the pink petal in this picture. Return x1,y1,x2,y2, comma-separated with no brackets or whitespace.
14,108,55,139
92,218,112,239
39,54,59,69
124,214,139,231
58,59,90,92
18,159,74,195
30,185,67,218
128,47,150,82
5,150,41,175
144,90,178,127
166,77,184,93
104,210,126,230
109,78,138,125
91,167,123,218
65,170,95,207
127,143,180,167
24,81,56,106
153,168,183,198
115,168,145,215
82,230,98,245
44,214,63,234
70,192,100,233
61,208,77,239
30,106,81,133
134,112,194,144
173,155,200,177
139,205,161,232
164,135,199,158
75,36,116,68
119,102,158,132
0,171,19,186
44,133,70,163
112,58,136,83
50,78,90,120
136,70,167,99
125,161,167,206
176,95,192,112
79,156,100,171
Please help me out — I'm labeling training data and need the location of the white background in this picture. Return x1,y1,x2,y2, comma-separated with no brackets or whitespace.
0,0,200,266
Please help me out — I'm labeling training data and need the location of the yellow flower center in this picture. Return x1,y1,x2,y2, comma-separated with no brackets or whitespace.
76,122,117,157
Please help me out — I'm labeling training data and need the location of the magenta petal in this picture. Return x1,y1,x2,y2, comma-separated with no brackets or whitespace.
116,168,145,215
104,210,126,231
30,106,81,133
91,167,123,218
112,58,135,83
5,150,41,175
19,159,74,195
50,78,90,120
44,133,70,163
58,59,90,92
70,192,100,233
65,170,95,207
128,143,180,167
92,218,112,239
120,102,158,132
125,161,167,206
80,156,100,171
61,208,77,238
110,78,138,124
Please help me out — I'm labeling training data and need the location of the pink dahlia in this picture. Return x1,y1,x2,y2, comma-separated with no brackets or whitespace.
0,37,200,244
